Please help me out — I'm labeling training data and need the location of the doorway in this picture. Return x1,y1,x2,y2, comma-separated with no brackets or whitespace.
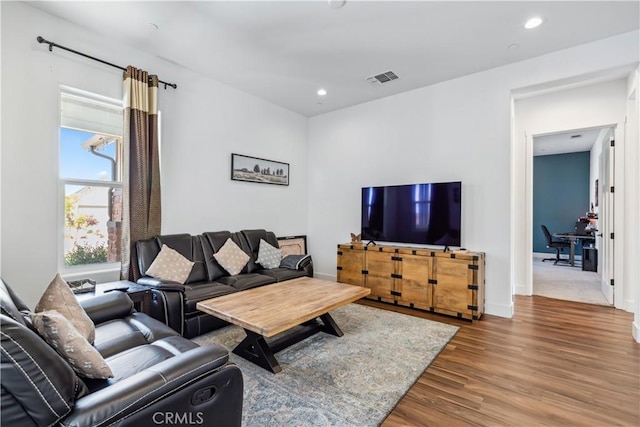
531,126,613,306
511,76,629,311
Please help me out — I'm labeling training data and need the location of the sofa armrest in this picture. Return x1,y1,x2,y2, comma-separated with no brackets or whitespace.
79,292,134,325
61,346,243,427
137,277,186,292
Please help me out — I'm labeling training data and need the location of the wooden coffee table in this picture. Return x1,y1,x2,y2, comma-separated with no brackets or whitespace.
196,277,370,373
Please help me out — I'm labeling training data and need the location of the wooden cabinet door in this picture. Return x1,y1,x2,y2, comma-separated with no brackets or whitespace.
433,258,473,315
365,250,394,299
337,247,365,286
397,254,432,310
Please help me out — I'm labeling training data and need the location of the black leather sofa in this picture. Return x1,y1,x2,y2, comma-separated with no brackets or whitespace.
0,280,243,427
136,229,312,338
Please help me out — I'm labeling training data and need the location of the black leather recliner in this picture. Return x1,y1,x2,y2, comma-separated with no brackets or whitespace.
136,229,312,338
0,280,243,427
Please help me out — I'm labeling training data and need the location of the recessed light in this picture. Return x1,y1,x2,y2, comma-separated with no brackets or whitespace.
524,17,543,29
317,89,327,96
508,43,520,50
149,23,159,30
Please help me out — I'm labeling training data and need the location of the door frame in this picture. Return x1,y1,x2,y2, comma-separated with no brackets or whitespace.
522,123,624,308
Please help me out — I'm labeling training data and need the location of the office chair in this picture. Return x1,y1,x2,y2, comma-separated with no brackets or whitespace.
540,225,571,265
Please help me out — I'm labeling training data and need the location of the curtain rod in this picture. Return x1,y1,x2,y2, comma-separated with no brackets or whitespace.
36,36,177,89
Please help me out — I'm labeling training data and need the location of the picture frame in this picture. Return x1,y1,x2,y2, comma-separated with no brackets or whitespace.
277,235,308,256
231,153,289,186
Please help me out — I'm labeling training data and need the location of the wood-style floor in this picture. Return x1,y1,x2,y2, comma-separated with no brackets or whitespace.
357,296,640,427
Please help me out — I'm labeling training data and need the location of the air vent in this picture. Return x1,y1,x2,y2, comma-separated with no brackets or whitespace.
367,71,399,86
570,134,582,139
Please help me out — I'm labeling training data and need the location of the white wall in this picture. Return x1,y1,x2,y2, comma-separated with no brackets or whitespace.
1,2,308,307
513,79,628,299
626,69,640,342
308,31,639,319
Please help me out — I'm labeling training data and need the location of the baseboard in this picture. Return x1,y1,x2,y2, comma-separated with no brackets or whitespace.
624,299,636,313
484,301,514,318
514,284,529,296
315,272,336,281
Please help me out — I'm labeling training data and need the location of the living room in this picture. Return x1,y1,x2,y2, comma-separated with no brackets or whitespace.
1,1,639,426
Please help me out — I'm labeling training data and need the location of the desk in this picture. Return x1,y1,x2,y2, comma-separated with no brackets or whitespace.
553,233,595,267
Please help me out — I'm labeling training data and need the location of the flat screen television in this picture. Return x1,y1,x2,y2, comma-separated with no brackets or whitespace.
361,181,461,247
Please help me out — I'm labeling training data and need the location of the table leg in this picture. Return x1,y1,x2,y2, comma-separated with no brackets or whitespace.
233,330,281,373
233,312,345,374
319,313,344,337
570,239,576,266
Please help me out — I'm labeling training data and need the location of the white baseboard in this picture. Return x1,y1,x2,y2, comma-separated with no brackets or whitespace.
485,301,514,318
624,299,636,314
514,284,530,296
314,272,336,281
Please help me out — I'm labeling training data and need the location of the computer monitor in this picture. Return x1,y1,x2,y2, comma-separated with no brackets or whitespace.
575,221,589,236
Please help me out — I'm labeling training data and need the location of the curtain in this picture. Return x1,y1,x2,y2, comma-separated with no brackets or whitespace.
121,66,162,281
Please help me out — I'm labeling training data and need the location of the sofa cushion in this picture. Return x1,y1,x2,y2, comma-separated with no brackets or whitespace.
146,244,195,284
183,283,237,315
240,229,279,273
258,267,308,282
1,315,87,427
92,318,154,359
256,239,282,269
35,273,95,344
31,310,113,379
201,231,234,281
216,273,276,291
214,238,250,276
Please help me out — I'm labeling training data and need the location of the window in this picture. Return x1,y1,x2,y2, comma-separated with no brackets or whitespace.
59,87,123,270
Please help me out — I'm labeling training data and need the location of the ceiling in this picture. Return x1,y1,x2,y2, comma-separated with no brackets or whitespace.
28,1,640,117
533,126,610,156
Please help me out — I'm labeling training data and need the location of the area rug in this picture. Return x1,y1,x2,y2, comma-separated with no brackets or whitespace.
193,303,458,427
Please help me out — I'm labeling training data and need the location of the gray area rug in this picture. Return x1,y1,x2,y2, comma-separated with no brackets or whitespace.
193,303,458,426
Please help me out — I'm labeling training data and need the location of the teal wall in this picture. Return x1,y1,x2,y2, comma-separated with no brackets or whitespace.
533,151,590,253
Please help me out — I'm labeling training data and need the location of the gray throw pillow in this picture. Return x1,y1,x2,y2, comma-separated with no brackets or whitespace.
256,239,282,269
280,254,311,270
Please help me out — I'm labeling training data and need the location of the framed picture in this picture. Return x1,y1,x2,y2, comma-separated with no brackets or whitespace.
277,235,307,256
231,153,289,186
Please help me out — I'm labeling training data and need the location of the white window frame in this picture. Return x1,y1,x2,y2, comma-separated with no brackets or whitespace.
58,86,123,276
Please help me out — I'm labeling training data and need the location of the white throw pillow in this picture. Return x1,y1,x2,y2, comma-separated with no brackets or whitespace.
256,239,282,269
146,244,195,284
214,238,250,276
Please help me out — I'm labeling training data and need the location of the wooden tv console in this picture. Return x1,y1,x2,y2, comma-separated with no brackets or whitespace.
337,243,485,322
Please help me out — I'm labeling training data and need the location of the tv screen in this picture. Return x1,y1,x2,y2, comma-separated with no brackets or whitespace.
361,181,461,247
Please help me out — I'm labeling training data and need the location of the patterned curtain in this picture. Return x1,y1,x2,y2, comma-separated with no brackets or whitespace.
121,66,162,281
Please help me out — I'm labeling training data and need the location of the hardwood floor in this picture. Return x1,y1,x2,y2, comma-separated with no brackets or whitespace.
357,296,640,427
